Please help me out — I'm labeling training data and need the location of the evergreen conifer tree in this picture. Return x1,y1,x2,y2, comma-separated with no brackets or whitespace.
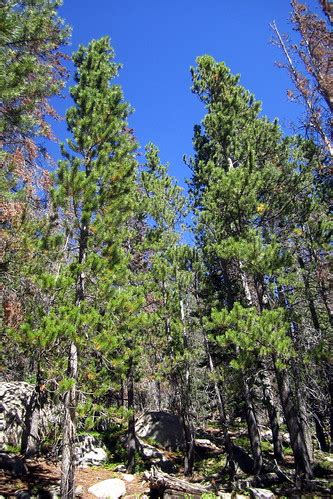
188,55,318,478
45,36,138,496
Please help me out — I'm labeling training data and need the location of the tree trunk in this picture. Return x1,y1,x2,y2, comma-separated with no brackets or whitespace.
298,256,320,332
60,341,78,499
21,370,46,457
194,265,235,477
179,298,195,477
290,359,313,463
260,369,284,463
274,362,313,479
182,413,195,476
239,265,263,475
204,332,235,475
127,358,137,473
314,412,329,452
145,466,211,495
329,362,333,453
243,376,263,475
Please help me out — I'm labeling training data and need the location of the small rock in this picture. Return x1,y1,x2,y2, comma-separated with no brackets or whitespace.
75,485,84,496
249,489,275,499
88,478,126,498
217,493,232,498
195,438,219,450
114,464,127,472
121,473,135,482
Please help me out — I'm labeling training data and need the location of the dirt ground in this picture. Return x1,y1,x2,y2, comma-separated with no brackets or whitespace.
0,459,149,498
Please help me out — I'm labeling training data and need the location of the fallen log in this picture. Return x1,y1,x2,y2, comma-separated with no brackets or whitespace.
144,465,211,495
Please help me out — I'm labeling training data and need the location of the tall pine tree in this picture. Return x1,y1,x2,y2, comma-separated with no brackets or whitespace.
46,36,137,496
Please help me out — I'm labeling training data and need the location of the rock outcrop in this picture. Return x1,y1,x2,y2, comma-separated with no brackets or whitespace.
0,382,108,467
76,434,108,467
135,411,185,450
0,382,53,452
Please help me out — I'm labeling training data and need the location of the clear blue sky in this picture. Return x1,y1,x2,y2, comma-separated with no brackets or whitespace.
52,0,320,186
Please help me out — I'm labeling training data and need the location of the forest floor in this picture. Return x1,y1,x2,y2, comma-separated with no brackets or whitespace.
0,460,149,498
1,426,332,498
1,452,333,498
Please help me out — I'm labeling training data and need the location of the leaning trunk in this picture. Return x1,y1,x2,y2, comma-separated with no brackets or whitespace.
314,412,329,452
274,361,313,479
60,341,78,498
243,376,263,475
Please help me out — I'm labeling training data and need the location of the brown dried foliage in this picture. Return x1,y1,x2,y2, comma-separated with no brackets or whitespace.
272,0,332,159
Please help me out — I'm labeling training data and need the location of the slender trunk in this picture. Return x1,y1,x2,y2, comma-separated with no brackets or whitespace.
194,265,235,476
239,264,263,474
21,368,46,457
314,412,329,452
61,223,87,497
127,358,137,473
60,341,78,498
120,379,125,409
298,256,320,331
329,362,333,452
274,361,313,479
204,331,235,475
243,376,263,475
260,369,284,463
182,414,195,476
156,380,162,411
289,348,313,464
179,298,195,476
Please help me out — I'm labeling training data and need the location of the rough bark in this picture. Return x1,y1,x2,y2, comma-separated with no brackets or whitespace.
243,376,263,475
329,363,333,453
239,265,263,475
182,413,195,477
260,369,284,463
274,362,313,479
145,466,211,495
60,223,87,497
314,412,329,452
60,341,78,499
298,256,320,332
179,298,195,477
127,358,137,473
21,371,46,457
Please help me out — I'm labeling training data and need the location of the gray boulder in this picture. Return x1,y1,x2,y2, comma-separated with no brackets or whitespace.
139,438,177,473
0,381,56,453
135,411,185,450
75,434,108,467
249,488,275,499
88,478,126,498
